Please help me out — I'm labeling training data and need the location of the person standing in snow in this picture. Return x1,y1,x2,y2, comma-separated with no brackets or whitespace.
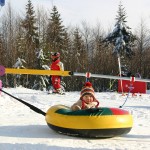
49,52,64,94
71,82,100,111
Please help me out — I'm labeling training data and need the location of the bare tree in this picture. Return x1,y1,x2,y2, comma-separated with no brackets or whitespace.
0,3,16,67
133,18,150,75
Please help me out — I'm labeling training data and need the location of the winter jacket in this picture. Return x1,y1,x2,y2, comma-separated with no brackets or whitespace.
50,59,64,71
50,59,64,90
71,99,99,111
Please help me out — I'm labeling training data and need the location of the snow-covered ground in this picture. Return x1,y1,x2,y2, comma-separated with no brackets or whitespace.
0,87,150,150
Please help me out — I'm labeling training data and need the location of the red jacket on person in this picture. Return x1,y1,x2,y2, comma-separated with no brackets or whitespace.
50,59,64,90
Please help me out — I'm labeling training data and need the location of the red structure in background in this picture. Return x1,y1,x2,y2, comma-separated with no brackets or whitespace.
118,80,147,94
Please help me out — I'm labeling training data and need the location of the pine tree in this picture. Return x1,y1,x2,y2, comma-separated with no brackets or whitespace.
70,28,86,90
32,49,49,91
16,19,27,60
72,28,86,71
104,2,136,58
13,58,26,87
21,0,39,68
46,6,66,53
61,30,72,64
104,2,136,79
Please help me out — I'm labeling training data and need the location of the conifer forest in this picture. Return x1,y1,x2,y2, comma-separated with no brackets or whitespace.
0,0,150,91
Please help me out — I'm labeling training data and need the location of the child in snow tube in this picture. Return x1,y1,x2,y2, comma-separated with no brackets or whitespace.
71,82,99,111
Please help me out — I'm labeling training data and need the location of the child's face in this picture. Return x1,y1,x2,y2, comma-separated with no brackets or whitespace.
51,55,56,60
82,94,94,103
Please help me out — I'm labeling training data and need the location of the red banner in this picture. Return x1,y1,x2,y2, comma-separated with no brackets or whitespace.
118,80,147,94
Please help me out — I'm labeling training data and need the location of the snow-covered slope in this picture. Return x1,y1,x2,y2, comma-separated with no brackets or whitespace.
0,87,150,150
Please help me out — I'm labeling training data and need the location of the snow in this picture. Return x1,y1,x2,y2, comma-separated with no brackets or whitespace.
0,87,150,150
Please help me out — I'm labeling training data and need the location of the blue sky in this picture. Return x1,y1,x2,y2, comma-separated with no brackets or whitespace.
1,0,150,30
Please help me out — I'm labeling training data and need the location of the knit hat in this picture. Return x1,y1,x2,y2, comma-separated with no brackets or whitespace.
80,82,95,100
